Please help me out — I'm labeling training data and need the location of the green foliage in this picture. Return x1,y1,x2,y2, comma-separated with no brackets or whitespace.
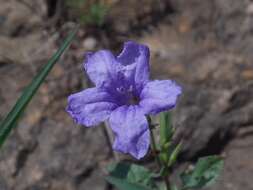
159,112,173,147
159,111,178,165
171,185,179,190
180,155,224,189
168,142,182,167
156,182,179,190
106,162,158,190
106,176,152,190
0,27,78,148
83,3,108,26
65,0,108,26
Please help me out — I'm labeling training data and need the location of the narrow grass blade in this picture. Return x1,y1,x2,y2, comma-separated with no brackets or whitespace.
0,27,78,148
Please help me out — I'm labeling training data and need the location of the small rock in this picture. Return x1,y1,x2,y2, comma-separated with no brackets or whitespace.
241,69,253,80
0,0,46,35
83,37,97,50
247,3,253,15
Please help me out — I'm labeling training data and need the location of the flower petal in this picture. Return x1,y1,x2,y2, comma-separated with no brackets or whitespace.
84,50,122,88
117,41,150,94
139,80,182,114
109,105,150,159
67,88,118,126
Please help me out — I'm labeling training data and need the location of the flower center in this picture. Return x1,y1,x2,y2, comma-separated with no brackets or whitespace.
128,94,140,105
116,85,140,105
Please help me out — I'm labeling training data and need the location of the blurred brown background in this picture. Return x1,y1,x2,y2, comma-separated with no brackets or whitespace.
0,0,253,189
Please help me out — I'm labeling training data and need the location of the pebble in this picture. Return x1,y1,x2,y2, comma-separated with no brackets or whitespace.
83,37,97,50
246,3,253,15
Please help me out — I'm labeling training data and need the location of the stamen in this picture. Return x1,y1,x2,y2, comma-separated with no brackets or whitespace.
116,86,125,93
116,85,139,105
128,85,133,92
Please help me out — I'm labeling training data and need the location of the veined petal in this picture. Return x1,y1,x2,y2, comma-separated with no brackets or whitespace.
139,80,182,114
109,105,150,159
84,50,122,88
117,41,150,94
66,88,118,126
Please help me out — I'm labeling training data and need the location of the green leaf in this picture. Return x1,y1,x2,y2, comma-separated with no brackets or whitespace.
89,3,108,26
106,162,158,190
159,112,173,147
159,112,174,164
181,155,224,189
157,182,178,190
66,0,108,26
0,27,78,148
157,182,167,190
171,185,179,190
168,142,182,167
105,176,153,190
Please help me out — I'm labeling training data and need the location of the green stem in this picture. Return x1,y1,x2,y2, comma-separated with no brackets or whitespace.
147,116,171,190
163,172,171,190
148,120,161,167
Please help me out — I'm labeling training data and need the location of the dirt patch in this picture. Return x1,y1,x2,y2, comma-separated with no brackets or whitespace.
1,0,253,189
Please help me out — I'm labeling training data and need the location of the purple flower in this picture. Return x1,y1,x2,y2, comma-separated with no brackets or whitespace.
67,41,182,159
